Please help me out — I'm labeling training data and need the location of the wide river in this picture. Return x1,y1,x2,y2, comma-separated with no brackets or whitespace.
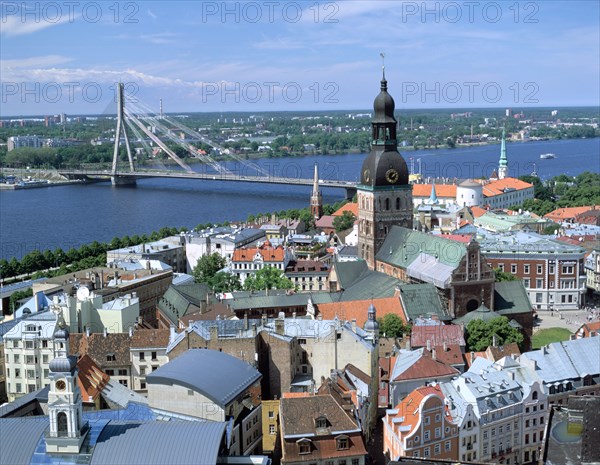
1,138,598,259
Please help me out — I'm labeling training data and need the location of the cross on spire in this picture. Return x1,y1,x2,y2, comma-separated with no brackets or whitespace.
380,52,386,80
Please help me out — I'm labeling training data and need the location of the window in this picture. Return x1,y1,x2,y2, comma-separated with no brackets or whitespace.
491,427,496,437
140,366,146,375
549,263,555,274
42,340,48,348
525,434,529,444
15,368,21,378
483,430,488,440
25,341,34,349
13,354,19,363
414,435,420,443
106,353,116,362
424,431,430,441
536,293,543,303
499,425,503,434
526,420,530,428
269,424,276,435
435,413,441,422
105,369,114,376
336,437,349,450
268,410,274,419
42,355,48,363
562,265,574,274
536,279,543,288
151,351,157,360
140,381,146,389
445,440,451,451
13,341,19,348
26,355,34,364
424,447,430,457
524,265,530,274
537,264,543,274
352,460,359,465
435,427,441,438
499,264,505,272
435,443,441,455
511,264,517,273
118,369,127,376
413,451,420,458
316,417,327,429
424,415,430,425
118,379,128,387
139,352,145,361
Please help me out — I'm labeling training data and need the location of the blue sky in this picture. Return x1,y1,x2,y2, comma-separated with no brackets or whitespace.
1,1,599,115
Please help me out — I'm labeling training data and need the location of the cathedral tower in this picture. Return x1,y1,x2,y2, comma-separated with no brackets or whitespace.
357,63,413,269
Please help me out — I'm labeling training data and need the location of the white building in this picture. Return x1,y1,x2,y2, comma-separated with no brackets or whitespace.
3,311,57,401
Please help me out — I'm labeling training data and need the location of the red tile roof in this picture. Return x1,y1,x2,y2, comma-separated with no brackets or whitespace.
232,242,286,262
76,354,109,403
317,297,405,328
315,215,336,229
387,385,448,436
130,329,170,349
545,206,598,222
442,234,473,244
470,206,488,218
412,184,457,199
332,202,358,217
392,353,459,382
479,177,534,197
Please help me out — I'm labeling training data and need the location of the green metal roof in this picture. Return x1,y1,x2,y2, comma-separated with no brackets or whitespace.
377,226,467,269
494,281,533,315
453,304,500,325
398,283,451,321
333,260,370,289
157,283,213,324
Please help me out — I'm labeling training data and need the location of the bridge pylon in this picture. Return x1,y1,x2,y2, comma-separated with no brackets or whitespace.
111,82,136,186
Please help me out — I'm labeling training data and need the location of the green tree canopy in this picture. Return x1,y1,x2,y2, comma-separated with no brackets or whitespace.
193,253,227,284
494,268,518,282
333,211,357,232
210,271,242,293
378,313,411,338
466,316,524,351
244,266,294,291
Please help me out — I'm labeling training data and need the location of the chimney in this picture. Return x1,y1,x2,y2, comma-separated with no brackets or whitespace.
244,313,249,331
275,318,284,336
128,326,133,337
443,341,448,352
86,326,90,338
210,325,218,340
169,324,176,342
405,339,411,350
432,348,437,360
252,323,257,337
492,334,498,347
470,351,475,363
103,327,107,338
261,314,267,327
351,319,357,333
426,339,431,351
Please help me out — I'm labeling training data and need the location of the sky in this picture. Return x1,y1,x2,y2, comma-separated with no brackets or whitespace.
1,0,599,115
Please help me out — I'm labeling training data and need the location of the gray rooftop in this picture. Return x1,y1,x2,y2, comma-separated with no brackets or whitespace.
0,417,49,465
146,349,262,407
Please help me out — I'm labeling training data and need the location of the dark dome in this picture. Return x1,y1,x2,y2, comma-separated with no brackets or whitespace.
360,149,409,187
49,355,77,373
373,78,396,124
53,327,70,340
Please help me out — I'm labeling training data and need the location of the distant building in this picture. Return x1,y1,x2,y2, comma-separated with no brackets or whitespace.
107,240,186,273
231,239,294,285
7,135,41,151
285,260,328,292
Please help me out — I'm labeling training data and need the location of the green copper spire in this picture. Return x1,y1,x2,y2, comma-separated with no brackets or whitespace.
499,128,508,167
498,128,508,179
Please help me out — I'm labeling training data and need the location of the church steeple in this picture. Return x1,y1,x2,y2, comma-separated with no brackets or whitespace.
357,58,413,269
310,163,323,220
498,128,508,180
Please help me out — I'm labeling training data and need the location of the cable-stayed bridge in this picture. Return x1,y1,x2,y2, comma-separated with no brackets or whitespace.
58,83,358,199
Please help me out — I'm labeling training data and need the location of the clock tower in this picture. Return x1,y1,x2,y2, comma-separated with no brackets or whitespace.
358,64,413,269
45,324,88,453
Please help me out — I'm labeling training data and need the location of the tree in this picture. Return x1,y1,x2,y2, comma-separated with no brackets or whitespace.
494,268,518,282
193,253,227,284
466,316,524,351
333,211,357,232
244,266,294,291
378,313,410,338
210,271,242,293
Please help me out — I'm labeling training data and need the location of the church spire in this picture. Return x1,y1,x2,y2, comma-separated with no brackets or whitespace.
310,163,323,220
427,182,439,205
498,127,508,179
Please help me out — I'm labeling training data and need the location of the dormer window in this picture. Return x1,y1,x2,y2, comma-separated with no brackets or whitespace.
336,436,349,450
106,353,116,362
297,439,311,455
315,416,328,429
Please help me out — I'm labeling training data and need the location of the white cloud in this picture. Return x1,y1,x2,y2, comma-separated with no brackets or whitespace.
0,13,72,36
147,9,157,20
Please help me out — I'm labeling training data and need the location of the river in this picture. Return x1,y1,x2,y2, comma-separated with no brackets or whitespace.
1,138,598,259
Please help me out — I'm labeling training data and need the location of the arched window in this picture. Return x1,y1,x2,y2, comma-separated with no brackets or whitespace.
396,197,401,210
532,391,538,400
57,412,68,436
385,198,390,211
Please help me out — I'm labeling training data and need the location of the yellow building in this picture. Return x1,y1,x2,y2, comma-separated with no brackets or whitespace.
261,399,280,454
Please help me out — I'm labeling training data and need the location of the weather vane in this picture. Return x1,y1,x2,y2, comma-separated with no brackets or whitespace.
380,52,385,71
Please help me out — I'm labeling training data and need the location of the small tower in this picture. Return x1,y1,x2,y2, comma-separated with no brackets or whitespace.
498,127,508,180
45,323,88,453
426,182,439,205
310,163,323,220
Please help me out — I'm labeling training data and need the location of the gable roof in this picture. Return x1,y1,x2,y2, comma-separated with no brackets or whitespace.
411,324,465,348
544,205,597,221
494,281,533,315
387,385,447,436
232,242,286,262
130,329,171,349
77,354,110,403
71,332,132,368
146,349,261,407
157,283,213,325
